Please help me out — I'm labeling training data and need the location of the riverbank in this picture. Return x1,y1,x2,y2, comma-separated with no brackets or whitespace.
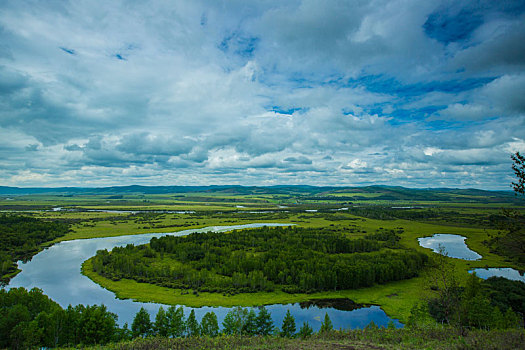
82,257,427,323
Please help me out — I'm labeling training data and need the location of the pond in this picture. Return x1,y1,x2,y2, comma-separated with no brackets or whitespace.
469,268,525,283
6,223,402,330
418,234,482,260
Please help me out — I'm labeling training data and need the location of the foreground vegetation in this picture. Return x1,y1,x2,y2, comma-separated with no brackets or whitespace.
2,284,524,350
78,328,525,350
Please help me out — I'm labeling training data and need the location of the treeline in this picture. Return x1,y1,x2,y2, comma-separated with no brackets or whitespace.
92,226,427,294
2,284,523,350
488,209,525,265
344,207,499,228
0,287,332,349
0,215,70,284
130,305,332,340
422,254,525,329
0,287,127,349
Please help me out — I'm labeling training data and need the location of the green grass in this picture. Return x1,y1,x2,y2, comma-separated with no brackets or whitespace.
82,257,426,323
3,192,523,325
78,207,522,324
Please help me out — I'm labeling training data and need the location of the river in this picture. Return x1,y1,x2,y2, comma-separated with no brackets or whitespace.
7,223,402,330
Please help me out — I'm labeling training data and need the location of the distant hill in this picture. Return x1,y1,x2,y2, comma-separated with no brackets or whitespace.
0,185,521,204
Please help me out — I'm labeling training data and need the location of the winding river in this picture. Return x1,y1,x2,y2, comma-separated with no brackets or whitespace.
6,223,402,331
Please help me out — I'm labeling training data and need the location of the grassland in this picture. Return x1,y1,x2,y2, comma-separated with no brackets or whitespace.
78,209,516,323
2,186,524,324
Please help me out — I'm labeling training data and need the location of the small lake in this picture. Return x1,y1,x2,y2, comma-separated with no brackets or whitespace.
6,223,402,330
418,234,482,260
470,268,525,283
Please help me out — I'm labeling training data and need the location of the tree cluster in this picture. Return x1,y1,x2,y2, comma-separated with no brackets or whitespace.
131,304,331,340
0,215,70,284
0,287,127,349
426,252,523,329
92,226,428,293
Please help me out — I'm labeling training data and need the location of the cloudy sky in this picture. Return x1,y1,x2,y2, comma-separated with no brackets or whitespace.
1,0,524,189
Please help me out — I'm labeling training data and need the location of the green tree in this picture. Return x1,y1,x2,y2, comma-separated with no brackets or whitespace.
319,312,333,333
511,151,525,195
186,309,200,337
280,309,296,338
131,307,152,338
222,307,247,335
256,306,274,335
243,309,258,335
427,246,462,325
490,153,525,264
222,309,239,335
154,306,169,337
79,305,118,345
166,306,186,337
298,321,313,339
503,307,520,328
200,311,219,337
115,322,132,342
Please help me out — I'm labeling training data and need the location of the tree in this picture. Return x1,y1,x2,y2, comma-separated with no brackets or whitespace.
242,309,258,335
256,306,274,335
280,309,296,338
186,309,200,337
319,312,333,333
298,321,313,339
200,311,219,337
222,307,247,335
154,307,169,337
511,151,525,195
166,306,186,337
131,307,152,338
427,246,462,325
489,153,525,264
78,305,117,345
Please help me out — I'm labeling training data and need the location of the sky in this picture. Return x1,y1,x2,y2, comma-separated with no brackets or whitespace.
1,0,524,190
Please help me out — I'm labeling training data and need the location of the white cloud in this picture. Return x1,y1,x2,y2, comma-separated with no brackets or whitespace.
0,0,523,189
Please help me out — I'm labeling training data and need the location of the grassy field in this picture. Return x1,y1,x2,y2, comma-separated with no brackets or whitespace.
2,187,524,324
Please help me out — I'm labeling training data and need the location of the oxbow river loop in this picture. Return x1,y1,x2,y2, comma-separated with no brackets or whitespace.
7,223,402,330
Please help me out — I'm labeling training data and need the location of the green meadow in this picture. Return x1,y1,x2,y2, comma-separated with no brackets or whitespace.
2,186,523,324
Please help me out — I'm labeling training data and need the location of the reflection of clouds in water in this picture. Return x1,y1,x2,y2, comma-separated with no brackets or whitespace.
418,234,481,260
8,223,401,329
470,268,525,283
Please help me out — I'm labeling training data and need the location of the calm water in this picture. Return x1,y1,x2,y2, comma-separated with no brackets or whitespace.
7,223,402,330
418,234,482,260
470,268,525,283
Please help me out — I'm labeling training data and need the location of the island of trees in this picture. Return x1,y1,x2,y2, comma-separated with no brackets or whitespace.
90,226,428,294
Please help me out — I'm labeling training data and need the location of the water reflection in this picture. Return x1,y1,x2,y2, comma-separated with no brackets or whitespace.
299,298,365,312
469,268,525,283
418,234,482,260
6,223,402,330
